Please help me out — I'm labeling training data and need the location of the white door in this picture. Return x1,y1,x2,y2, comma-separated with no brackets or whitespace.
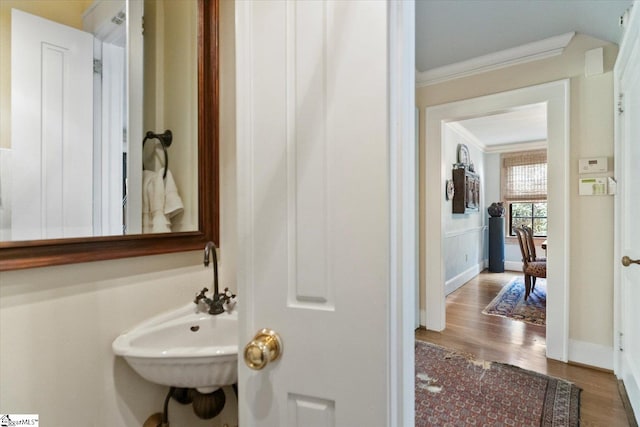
11,9,94,240
614,1,640,418
236,1,415,425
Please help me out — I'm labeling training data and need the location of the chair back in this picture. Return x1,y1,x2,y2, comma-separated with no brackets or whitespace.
513,226,532,267
522,225,538,261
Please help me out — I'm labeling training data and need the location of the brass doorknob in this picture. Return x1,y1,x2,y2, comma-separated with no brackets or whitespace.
244,329,283,370
622,256,640,267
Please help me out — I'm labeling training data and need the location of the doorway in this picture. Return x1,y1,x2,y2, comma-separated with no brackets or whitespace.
424,80,570,361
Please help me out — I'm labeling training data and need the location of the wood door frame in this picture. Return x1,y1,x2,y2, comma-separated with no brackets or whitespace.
424,80,571,362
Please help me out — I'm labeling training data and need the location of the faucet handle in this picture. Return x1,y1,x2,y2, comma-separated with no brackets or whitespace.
194,287,209,304
219,287,236,302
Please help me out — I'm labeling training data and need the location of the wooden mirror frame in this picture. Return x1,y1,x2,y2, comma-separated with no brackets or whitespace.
0,0,219,271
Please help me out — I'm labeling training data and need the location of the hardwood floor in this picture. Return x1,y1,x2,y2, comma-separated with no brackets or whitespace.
416,271,632,426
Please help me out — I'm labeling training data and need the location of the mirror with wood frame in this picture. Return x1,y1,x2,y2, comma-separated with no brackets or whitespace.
0,0,218,271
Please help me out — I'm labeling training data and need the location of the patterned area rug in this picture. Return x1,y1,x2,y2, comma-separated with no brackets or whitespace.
482,277,546,326
415,341,581,426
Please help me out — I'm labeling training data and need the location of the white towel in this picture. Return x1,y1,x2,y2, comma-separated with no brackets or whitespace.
163,169,184,219
142,168,184,233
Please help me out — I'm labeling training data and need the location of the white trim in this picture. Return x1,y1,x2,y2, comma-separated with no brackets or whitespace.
568,339,614,371
444,225,486,239
415,108,420,330
504,261,523,272
235,1,254,422
416,32,574,87
445,262,484,296
425,80,570,362
419,308,427,327
388,1,416,426
483,140,548,154
548,80,572,363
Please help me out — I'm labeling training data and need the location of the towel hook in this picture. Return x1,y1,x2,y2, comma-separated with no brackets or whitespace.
143,130,173,179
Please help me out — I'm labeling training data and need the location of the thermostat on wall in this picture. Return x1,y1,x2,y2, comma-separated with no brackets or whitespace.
579,157,608,173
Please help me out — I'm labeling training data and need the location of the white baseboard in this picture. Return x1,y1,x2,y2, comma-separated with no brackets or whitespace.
445,262,484,295
568,339,613,370
419,261,483,327
504,261,522,272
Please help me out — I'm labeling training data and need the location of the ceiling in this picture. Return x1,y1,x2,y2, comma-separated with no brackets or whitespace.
416,0,633,73
452,104,547,149
417,0,634,149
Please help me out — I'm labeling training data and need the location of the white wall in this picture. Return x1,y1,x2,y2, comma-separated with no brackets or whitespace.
483,152,501,213
442,125,486,294
0,148,10,240
418,33,617,357
483,152,501,263
0,257,237,426
0,1,238,425
158,0,199,233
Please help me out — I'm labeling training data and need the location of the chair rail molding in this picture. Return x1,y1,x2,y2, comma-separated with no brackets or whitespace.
444,225,487,239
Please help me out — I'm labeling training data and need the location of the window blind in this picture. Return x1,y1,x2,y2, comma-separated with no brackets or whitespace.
501,150,547,201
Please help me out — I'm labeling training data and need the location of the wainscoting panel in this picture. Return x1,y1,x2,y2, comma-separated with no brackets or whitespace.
444,226,486,293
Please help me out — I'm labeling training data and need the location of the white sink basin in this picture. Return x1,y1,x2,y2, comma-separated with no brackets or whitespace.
113,303,238,393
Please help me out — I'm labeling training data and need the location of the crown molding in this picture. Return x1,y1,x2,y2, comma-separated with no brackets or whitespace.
447,122,547,153
447,122,485,150
416,32,575,87
482,139,548,154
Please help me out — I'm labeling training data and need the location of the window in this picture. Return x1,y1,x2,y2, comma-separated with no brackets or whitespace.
510,202,547,236
501,150,547,236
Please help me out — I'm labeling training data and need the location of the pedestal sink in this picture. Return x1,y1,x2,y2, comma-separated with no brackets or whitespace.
112,303,238,393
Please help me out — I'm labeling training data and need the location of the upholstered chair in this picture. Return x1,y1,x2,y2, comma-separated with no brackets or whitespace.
514,226,546,301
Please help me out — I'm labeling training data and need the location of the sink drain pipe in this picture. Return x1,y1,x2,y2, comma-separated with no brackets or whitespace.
142,387,175,427
146,386,231,425
162,387,174,426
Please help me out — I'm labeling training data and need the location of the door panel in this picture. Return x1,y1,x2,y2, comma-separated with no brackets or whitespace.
236,1,391,425
287,394,335,427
